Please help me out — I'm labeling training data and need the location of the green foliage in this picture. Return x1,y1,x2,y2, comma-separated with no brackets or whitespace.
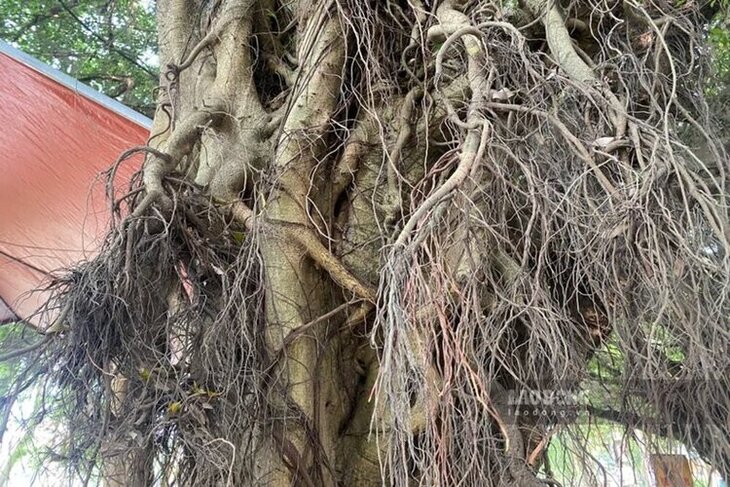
546,426,720,487
0,323,30,389
546,425,652,486
710,18,730,79
0,0,159,116
0,324,39,482
0,323,77,484
707,5,730,116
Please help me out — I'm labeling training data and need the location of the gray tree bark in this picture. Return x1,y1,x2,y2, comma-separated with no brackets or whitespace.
34,0,730,485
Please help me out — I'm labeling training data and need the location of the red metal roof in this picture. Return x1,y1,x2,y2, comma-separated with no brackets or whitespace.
0,41,151,327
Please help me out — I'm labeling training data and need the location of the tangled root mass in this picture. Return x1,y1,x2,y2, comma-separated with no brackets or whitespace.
3,0,730,485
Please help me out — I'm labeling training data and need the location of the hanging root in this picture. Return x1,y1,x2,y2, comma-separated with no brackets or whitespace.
368,0,730,484
3,0,729,484
16,175,273,484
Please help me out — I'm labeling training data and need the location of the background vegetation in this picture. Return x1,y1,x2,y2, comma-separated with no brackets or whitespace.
1,0,730,485
1,0,158,115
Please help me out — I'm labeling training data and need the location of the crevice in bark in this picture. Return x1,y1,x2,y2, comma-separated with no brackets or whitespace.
8,0,730,485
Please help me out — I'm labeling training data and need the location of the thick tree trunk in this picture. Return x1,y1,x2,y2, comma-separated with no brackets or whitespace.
30,0,729,485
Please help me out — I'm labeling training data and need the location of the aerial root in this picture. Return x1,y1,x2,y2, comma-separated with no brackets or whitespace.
229,200,377,303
